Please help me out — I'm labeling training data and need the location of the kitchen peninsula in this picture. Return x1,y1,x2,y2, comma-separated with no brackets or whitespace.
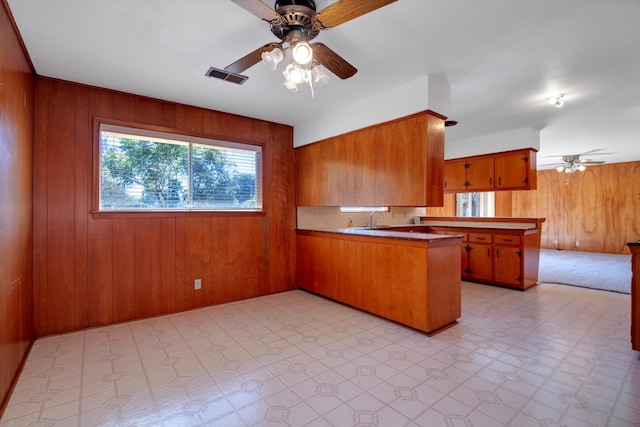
296,228,463,335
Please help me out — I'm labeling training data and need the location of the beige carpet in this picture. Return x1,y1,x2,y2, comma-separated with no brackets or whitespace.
538,248,632,294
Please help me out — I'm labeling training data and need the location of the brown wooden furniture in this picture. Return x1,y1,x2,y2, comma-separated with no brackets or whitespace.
296,229,462,335
629,241,640,351
420,217,545,290
444,148,537,193
296,111,445,207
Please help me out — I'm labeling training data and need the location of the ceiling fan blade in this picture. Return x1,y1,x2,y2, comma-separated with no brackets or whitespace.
313,0,397,29
578,160,605,165
231,0,285,26
312,43,357,79
224,42,281,74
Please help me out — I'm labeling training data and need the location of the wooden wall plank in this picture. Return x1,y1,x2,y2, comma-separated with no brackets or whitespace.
88,219,113,327
0,0,35,409
74,84,90,329
210,217,228,305
267,124,296,293
513,162,640,254
160,218,177,313
45,79,77,333
112,219,136,322
33,78,49,337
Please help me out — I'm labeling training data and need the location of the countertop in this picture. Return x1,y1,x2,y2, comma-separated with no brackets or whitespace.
420,216,545,230
297,226,463,243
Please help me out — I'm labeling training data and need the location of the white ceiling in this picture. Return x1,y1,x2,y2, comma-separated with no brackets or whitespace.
7,0,640,168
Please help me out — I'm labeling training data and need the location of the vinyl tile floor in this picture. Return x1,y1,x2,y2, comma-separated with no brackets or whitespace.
1,282,639,427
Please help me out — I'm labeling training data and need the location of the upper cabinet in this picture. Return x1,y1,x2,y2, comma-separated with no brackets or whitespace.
444,148,537,193
296,111,445,207
494,150,537,190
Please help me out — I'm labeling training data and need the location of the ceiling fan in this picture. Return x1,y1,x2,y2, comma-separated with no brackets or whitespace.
206,0,397,90
546,154,606,174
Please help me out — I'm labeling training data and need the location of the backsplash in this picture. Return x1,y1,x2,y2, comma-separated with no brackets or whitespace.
296,206,427,230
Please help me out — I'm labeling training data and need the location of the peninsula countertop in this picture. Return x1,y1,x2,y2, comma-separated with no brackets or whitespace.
420,216,545,230
296,226,463,243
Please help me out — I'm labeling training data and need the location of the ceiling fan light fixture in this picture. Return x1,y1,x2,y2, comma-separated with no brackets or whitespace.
556,165,565,172
283,63,308,85
282,79,299,92
311,63,330,87
292,41,313,65
261,47,284,71
578,165,587,171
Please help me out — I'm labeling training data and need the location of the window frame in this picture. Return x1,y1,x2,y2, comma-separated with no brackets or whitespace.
92,118,266,218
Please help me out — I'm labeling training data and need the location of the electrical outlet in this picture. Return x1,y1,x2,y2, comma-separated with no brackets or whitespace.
194,279,202,290
575,241,580,247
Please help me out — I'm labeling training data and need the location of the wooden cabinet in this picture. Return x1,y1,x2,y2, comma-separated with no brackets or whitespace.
495,150,537,190
444,148,537,193
467,233,493,281
424,218,544,290
296,230,462,335
443,160,468,192
296,111,445,207
493,241,523,287
629,241,640,351
467,157,495,190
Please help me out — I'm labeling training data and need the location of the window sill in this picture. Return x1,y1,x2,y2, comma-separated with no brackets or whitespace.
91,210,265,219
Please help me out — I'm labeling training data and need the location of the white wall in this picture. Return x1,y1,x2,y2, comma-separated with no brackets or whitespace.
296,207,427,230
294,75,451,147
445,127,540,159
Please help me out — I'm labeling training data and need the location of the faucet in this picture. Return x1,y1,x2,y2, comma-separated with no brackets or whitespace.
369,210,384,227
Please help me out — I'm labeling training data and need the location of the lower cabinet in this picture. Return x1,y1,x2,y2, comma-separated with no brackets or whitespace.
628,242,639,351
431,226,541,290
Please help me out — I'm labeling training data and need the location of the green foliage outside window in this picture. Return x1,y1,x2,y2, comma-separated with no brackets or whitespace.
100,126,260,210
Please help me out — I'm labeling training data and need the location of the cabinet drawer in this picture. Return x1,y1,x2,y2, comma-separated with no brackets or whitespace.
469,233,492,243
494,234,521,245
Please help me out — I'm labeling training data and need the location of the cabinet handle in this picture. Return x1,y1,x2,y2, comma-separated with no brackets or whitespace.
502,238,513,242
489,177,493,186
444,180,447,188
476,237,485,241
496,249,500,258
498,177,502,186
487,248,491,257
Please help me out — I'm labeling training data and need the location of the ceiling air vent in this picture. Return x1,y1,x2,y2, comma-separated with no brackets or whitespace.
205,67,248,85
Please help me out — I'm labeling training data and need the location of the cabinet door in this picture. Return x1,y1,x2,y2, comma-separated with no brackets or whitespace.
493,245,522,287
461,244,471,279
295,141,342,206
466,157,495,191
467,243,493,281
495,152,530,189
443,160,468,192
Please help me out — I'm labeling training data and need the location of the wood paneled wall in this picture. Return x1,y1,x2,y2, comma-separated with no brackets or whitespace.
429,162,640,255
33,77,296,337
511,162,640,254
0,0,35,413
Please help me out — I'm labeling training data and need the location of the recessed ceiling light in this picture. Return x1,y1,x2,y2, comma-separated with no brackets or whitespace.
549,94,565,108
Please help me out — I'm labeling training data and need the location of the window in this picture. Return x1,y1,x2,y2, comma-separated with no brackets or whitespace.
339,206,389,213
456,192,495,217
98,123,262,211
